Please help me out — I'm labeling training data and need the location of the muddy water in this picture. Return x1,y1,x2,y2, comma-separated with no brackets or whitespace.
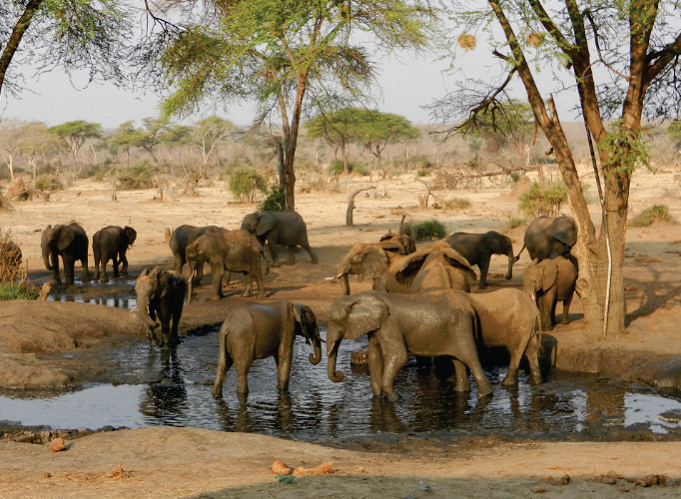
3,325,681,444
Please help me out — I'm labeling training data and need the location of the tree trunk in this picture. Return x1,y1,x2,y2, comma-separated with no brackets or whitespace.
346,186,376,226
0,0,44,94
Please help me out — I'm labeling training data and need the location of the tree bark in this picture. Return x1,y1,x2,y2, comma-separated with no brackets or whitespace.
346,186,376,226
0,0,44,94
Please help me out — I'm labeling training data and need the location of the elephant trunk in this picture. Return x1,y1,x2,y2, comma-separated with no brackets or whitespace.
186,269,195,304
506,249,514,280
137,296,158,328
337,273,350,295
309,327,323,365
326,330,344,382
42,246,53,271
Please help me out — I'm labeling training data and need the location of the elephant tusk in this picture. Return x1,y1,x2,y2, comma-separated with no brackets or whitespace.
325,275,340,281
130,305,139,313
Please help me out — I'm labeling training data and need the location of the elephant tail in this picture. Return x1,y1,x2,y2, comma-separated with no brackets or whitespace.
261,249,270,275
514,244,526,262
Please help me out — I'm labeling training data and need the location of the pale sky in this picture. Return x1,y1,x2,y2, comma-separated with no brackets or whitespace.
0,45,579,131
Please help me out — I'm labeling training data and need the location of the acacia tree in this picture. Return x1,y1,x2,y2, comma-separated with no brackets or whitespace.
48,120,102,175
438,1,681,335
187,116,235,169
0,0,131,97
18,121,59,179
0,118,28,183
352,110,421,166
139,0,434,210
306,108,364,174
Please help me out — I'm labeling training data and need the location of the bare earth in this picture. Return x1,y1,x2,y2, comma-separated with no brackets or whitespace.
2,167,681,498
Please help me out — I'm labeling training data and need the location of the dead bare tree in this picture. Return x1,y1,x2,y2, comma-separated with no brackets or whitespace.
346,186,376,226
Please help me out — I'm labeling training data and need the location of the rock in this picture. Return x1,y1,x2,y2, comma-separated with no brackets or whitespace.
293,461,334,475
269,460,291,475
49,438,65,452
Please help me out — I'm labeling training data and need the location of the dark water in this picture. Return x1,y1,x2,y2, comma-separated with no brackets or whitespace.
3,324,681,444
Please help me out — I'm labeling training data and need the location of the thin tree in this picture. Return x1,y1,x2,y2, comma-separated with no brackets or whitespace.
48,121,102,176
18,121,59,179
437,0,681,335
0,118,27,184
137,0,435,210
187,116,235,170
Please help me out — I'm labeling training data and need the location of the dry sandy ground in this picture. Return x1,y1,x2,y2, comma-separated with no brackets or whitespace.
2,167,681,497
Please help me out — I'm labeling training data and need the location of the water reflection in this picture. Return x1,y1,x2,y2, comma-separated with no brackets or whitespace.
2,327,681,443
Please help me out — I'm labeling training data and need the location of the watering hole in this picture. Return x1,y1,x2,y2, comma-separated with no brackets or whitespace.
3,320,681,445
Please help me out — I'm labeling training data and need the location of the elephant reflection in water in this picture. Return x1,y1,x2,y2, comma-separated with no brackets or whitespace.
140,348,188,422
215,392,295,434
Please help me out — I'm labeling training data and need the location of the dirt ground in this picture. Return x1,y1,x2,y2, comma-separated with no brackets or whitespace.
2,167,681,497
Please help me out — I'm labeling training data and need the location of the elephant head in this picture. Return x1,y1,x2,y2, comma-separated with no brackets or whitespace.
335,242,391,295
326,293,388,382
135,267,163,329
379,231,416,254
41,224,74,270
241,212,277,238
523,259,558,301
123,226,137,247
293,303,323,365
185,238,210,302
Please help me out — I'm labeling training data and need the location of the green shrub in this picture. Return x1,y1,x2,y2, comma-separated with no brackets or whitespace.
417,169,430,177
442,197,471,211
328,160,371,176
230,167,267,203
631,204,677,227
519,181,567,217
508,172,520,183
35,174,64,192
507,216,528,230
258,186,286,212
403,219,447,241
0,282,39,301
118,163,154,190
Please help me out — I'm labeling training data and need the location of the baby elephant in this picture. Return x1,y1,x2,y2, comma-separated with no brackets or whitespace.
213,300,323,398
523,256,577,331
135,267,186,347
467,288,542,386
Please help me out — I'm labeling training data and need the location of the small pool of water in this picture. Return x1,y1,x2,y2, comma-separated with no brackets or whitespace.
3,327,681,444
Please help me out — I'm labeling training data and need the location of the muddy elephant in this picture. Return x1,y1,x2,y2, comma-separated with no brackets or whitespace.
335,232,416,295
93,225,137,282
213,300,323,398
41,222,90,285
445,231,515,288
390,241,476,293
523,255,577,331
169,225,223,283
241,209,317,267
517,216,577,262
135,267,186,347
466,288,542,386
186,229,268,301
326,289,493,401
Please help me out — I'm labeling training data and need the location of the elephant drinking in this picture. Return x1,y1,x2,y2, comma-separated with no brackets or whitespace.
135,267,186,347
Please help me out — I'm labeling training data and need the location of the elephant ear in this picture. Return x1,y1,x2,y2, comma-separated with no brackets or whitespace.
541,260,558,292
256,212,277,237
335,293,389,340
441,247,477,281
359,245,389,280
124,226,137,246
394,247,430,282
552,216,577,247
155,268,172,297
56,225,75,251
293,303,316,333
139,268,150,277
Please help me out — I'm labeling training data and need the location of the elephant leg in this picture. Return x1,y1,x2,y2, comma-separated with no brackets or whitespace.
300,241,318,264
453,359,471,391
120,251,129,274
455,350,492,398
254,271,267,298
195,264,204,285
268,240,281,267
538,297,553,331
502,346,522,387
169,307,182,346
112,254,120,278
381,344,408,402
213,335,233,397
243,275,254,298
478,258,490,289
235,358,253,395
286,246,296,265
368,336,384,397
62,255,75,285
274,351,292,391
211,266,224,300
561,294,574,324
93,253,100,280
524,334,542,384
81,257,90,283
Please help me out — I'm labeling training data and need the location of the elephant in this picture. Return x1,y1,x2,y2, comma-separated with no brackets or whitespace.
92,225,137,282
185,229,268,301
445,231,515,288
466,288,542,386
335,232,416,295
135,267,186,347
523,255,577,331
326,289,493,401
240,209,317,267
390,241,477,293
516,215,577,262
169,225,223,284
213,300,323,398
41,222,90,285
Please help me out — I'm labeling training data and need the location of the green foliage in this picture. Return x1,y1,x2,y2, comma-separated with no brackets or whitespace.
417,169,430,177
631,205,677,227
258,186,286,212
35,175,64,192
118,163,154,190
403,220,447,241
276,474,295,485
519,182,567,218
666,121,681,148
599,120,651,176
508,172,521,183
0,282,39,301
230,167,267,203
328,160,370,175
48,120,102,144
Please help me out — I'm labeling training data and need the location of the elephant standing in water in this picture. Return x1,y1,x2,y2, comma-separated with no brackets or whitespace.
93,225,137,282
241,209,317,267
445,231,515,288
135,267,186,347
517,216,577,262
41,222,90,285
326,289,493,401
213,301,323,398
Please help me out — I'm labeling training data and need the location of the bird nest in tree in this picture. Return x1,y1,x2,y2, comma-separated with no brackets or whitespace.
458,34,476,50
526,32,545,47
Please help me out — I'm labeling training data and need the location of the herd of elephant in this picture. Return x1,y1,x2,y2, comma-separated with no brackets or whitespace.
36,208,578,402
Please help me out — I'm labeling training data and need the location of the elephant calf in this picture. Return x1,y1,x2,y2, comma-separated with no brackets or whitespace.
467,288,542,386
523,256,578,331
445,231,515,289
93,225,137,282
135,267,186,347
213,300,323,398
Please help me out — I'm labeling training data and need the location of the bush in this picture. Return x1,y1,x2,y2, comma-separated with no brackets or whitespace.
35,174,64,192
519,181,567,217
442,197,471,212
230,167,267,203
0,232,21,284
328,160,371,176
403,219,447,241
118,163,154,190
258,186,286,212
0,282,39,301
631,204,677,227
